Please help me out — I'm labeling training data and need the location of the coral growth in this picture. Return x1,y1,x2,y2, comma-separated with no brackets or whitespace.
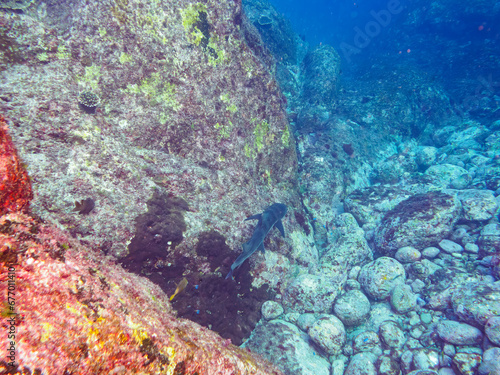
0,115,32,216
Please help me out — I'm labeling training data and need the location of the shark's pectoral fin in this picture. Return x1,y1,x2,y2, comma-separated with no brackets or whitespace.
275,220,285,238
258,242,265,253
245,213,262,221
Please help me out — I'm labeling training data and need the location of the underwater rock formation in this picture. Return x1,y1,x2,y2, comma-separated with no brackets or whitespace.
0,120,283,374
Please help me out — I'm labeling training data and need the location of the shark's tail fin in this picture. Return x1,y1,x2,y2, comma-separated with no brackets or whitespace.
225,269,234,280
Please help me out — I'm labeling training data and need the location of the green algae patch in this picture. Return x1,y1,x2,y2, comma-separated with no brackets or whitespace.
126,71,179,110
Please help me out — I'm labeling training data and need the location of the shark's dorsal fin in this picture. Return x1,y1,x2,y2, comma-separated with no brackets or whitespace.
245,213,262,221
275,220,285,238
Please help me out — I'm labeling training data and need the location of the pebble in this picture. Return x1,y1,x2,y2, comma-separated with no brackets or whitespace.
453,352,481,375
443,344,456,357
390,284,417,314
422,247,440,258
409,313,421,326
333,289,370,326
420,312,432,324
438,368,456,375
331,358,346,375
478,347,500,375
308,315,346,355
378,320,406,349
450,227,468,242
436,320,483,345
484,316,500,345
376,355,401,375
412,348,439,370
345,352,376,375
296,313,317,332
411,279,426,293
438,239,464,254
409,324,425,339
395,246,421,263
261,301,284,320
439,354,453,368
464,243,479,254
358,257,406,300
352,330,380,354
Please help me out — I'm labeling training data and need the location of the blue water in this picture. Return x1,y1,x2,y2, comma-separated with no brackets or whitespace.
268,0,500,112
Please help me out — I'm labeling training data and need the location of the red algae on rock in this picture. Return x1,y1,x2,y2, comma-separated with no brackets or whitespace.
0,123,283,374
0,115,32,216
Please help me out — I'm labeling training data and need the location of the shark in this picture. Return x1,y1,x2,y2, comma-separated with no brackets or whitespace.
226,203,287,280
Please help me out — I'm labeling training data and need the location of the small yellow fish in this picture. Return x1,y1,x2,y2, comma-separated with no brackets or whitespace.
170,278,188,301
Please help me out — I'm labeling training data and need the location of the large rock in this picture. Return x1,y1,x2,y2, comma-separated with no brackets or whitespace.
436,320,483,345
0,0,302,288
451,281,500,326
374,192,462,256
242,320,330,375
321,213,373,279
308,315,346,356
456,189,498,221
478,223,500,257
333,289,371,326
0,126,282,375
0,0,308,344
359,257,406,300
344,185,412,227
300,45,341,106
282,273,340,313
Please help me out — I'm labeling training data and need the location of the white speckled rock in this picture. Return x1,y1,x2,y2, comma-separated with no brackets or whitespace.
425,164,468,187
282,273,341,313
331,357,347,375
261,301,284,320
412,348,439,370
296,313,317,332
379,320,406,349
457,189,498,221
411,279,426,293
390,284,417,314
436,320,483,345
345,352,376,375
359,257,406,300
439,239,464,254
352,330,380,354
333,289,370,326
485,316,500,345
242,319,330,375
416,146,438,169
395,246,421,263
308,315,346,355
376,355,401,375
451,281,500,326
453,352,482,375
422,247,440,258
